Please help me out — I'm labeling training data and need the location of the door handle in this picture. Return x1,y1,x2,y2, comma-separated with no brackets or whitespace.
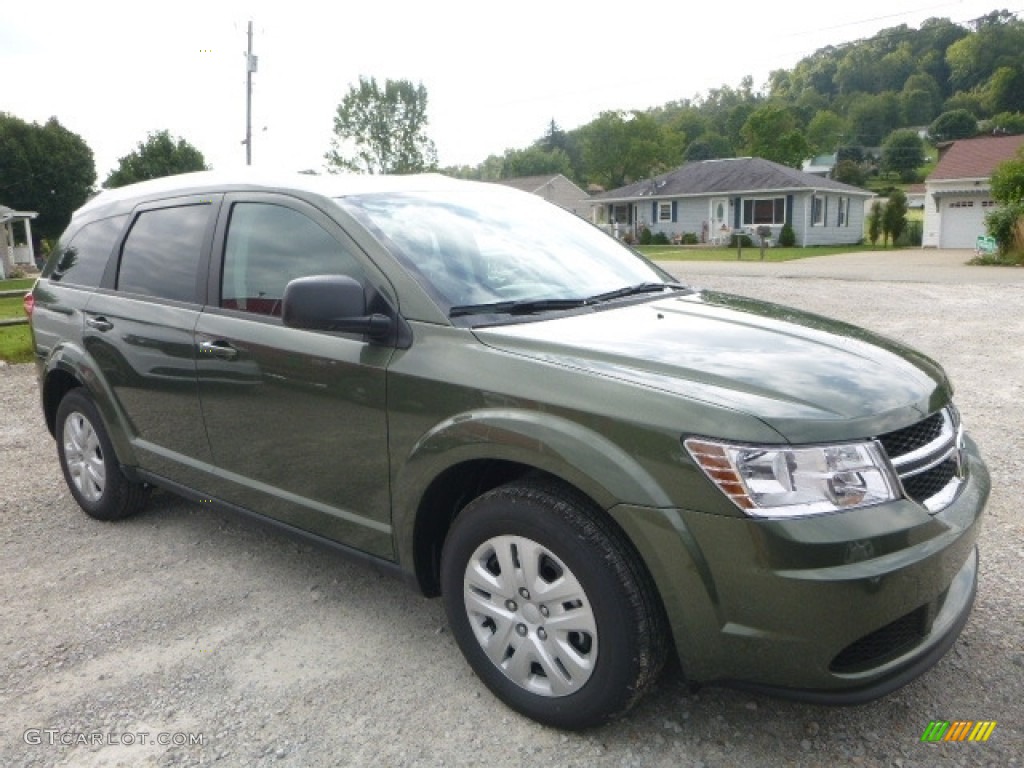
198,340,239,361
85,316,113,332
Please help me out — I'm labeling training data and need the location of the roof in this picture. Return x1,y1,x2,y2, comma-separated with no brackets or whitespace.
802,153,837,174
593,157,872,202
0,205,39,223
927,135,1024,182
493,175,573,191
492,174,588,197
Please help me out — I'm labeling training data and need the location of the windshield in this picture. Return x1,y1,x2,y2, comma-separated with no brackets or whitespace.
339,186,672,315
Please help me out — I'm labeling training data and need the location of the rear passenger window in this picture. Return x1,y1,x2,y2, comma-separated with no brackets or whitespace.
50,215,127,287
221,202,362,316
118,204,211,302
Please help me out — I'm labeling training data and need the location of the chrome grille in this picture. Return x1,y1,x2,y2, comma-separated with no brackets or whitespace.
877,407,965,513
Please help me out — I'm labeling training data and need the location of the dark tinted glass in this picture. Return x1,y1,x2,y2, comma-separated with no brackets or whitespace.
118,204,210,302
221,203,362,316
49,215,127,287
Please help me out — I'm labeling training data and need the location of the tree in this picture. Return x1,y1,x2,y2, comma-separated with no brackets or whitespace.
991,148,1024,205
986,148,1024,255
927,109,978,143
868,200,883,245
0,113,96,241
881,129,925,182
983,67,1024,114
537,119,583,180
988,112,1024,136
739,105,809,168
946,12,1024,93
848,92,903,147
806,111,848,156
882,189,908,245
684,133,731,162
579,111,664,189
500,146,572,179
104,130,208,188
325,76,437,174
834,159,868,187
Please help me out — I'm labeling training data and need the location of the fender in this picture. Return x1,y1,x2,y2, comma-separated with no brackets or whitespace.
391,407,676,570
42,340,140,469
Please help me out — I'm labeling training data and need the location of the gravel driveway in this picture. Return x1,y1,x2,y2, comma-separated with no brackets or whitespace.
2,250,1021,767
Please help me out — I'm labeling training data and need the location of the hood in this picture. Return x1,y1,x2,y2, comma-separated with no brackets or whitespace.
472,291,951,443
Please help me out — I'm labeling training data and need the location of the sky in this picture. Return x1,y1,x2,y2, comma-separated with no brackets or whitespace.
0,0,1015,183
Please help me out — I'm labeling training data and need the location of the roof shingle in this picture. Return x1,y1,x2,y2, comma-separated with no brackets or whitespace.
927,135,1024,181
593,157,871,201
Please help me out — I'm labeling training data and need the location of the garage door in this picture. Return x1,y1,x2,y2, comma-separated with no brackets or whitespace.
941,198,994,249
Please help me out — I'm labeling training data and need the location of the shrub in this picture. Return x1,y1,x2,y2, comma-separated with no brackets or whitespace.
985,203,1024,255
728,233,754,248
639,227,653,245
778,224,796,247
681,232,699,245
895,220,923,247
651,231,670,245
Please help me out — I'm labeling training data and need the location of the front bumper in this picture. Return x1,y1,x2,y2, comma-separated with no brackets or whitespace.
611,438,988,699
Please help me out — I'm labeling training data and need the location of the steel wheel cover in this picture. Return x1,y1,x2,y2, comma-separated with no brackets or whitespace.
63,411,106,503
463,534,598,696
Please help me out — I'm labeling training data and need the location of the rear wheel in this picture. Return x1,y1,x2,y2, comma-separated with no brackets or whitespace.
440,480,668,729
56,389,149,521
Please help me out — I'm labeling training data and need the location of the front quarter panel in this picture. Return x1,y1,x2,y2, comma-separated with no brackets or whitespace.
387,322,782,572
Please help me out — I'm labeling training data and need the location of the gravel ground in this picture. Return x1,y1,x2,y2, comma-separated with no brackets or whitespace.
1,250,1021,767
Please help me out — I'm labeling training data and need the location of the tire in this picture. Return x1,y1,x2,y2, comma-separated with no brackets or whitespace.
55,389,149,521
440,479,668,729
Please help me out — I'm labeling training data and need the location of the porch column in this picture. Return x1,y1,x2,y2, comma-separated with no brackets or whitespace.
1,223,11,278
22,218,35,265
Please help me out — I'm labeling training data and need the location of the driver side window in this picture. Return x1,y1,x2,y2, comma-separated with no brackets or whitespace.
222,202,362,316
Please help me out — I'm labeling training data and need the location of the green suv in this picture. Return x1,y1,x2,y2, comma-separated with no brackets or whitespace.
27,171,988,729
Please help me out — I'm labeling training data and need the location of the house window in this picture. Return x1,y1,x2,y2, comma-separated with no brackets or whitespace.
742,197,785,226
811,196,824,226
982,200,996,208
837,197,847,227
612,204,631,224
658,202,673,222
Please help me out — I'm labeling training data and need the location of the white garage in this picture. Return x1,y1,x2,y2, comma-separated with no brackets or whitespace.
923,135,1024,249
939,197,995,250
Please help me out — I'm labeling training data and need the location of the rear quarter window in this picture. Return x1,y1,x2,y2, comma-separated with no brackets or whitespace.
117,204,211,303
47,215,128,288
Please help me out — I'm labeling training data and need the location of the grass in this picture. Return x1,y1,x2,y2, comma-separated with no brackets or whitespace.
0,324,33,364
0,294,28,319
635,244,907,262
0,283,34,363
0,277,36,292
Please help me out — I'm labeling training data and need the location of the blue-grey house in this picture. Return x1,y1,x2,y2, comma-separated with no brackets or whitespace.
592,157,873,246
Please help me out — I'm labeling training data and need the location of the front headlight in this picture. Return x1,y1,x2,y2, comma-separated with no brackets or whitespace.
684,438,899,518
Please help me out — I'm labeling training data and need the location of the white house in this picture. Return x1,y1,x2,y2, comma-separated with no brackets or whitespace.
923,134,1024,249
0,205,39,278
592,157,873,246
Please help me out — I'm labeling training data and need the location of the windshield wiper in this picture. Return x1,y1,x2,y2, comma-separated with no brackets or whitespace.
449,297,590,318
587,281,689,303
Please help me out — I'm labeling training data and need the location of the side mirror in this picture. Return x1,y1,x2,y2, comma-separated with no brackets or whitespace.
282,275,393,340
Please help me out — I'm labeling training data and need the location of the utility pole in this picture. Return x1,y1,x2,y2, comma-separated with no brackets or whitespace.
244,20,257,165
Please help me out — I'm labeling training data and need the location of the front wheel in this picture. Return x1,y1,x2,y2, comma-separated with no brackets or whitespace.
55,389,149,521
440,480,668,729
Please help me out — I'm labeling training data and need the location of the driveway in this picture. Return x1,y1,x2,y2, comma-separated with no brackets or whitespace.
658,248,1024,284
